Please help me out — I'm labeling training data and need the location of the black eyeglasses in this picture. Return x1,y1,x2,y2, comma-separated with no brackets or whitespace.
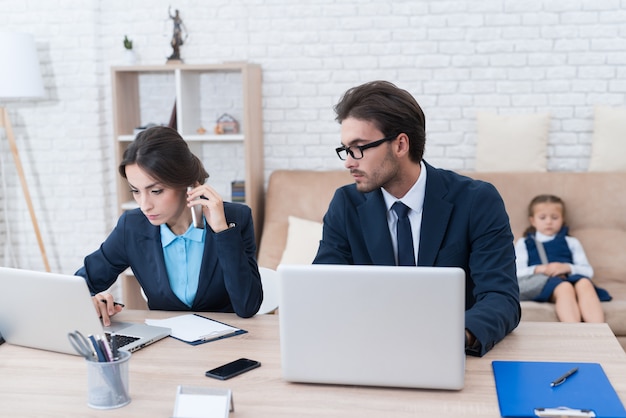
335,134,398,160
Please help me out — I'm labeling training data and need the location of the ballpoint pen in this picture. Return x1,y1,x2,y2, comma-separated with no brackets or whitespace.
200,329,237,341
550,367,579,387
110,333,119,360
99,299,125,308
88,334,108,362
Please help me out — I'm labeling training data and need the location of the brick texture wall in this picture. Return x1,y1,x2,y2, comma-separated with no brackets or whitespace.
0,0,624,273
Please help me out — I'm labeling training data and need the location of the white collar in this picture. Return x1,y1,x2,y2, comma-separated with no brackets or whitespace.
535,231,556,243
381,160,427,215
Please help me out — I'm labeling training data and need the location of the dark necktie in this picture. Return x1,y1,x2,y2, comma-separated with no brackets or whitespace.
392,201,416,266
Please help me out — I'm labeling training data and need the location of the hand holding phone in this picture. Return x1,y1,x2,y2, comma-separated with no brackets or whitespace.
187,186,205,229
205,358,261,380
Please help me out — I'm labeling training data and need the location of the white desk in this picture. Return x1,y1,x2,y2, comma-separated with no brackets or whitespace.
1,311,625,417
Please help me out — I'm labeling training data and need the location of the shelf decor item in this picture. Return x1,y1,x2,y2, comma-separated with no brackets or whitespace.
123,35,136,65
214,113,239,134
167,7,188,63
231,180,245,203
123,35,133,50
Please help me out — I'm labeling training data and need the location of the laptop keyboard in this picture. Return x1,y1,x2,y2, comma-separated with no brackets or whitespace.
105,332,140,348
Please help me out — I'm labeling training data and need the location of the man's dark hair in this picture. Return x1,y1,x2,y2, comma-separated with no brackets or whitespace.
334,80,426,163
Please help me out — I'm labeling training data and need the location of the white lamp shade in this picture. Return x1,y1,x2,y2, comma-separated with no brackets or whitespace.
0,32,45,99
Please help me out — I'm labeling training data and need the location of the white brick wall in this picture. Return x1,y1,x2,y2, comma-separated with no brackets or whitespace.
0,0,624,274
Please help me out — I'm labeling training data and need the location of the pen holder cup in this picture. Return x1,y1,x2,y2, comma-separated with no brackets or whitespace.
85,350,131,409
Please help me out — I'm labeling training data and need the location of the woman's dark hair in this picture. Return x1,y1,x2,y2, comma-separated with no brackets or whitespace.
119,126,208,188
334,80,426,163
523,194,566,235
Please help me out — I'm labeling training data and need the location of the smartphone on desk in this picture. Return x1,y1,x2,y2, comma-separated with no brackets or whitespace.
205,358,261,380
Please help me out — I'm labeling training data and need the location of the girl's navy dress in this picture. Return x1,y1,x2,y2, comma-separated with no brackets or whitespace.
524,226,611,302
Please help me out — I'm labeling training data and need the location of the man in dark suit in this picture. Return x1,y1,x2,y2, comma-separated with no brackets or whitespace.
313,81,520,356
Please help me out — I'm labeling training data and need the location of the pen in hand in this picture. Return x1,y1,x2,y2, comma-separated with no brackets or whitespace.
99,299,125,308
550,367,578,387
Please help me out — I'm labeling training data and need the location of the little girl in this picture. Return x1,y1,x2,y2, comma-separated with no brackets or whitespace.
515,194,611,323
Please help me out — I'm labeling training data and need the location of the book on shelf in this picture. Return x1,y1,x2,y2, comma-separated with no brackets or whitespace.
231,180,245,203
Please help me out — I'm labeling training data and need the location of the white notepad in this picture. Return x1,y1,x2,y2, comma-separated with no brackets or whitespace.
145,314,242,344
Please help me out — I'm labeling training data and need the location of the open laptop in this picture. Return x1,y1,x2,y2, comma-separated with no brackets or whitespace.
0,267,170,355
277,264,466,390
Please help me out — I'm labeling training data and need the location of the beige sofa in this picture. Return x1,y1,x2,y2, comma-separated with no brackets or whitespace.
257,170,626,351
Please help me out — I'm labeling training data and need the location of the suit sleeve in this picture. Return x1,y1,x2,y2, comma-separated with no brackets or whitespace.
313,189,354,265
213,204,263,318
464,182,520,356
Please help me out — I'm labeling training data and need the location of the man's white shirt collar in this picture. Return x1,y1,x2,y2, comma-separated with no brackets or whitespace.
381,160,427,214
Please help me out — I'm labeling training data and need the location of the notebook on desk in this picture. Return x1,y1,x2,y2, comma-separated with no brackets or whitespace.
0,267,170,355
277,264,466,390
492,361,626,417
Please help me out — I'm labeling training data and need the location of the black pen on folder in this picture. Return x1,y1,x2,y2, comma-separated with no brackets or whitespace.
550,367,578,387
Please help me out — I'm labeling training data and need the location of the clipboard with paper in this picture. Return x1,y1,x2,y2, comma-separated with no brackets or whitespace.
145,314,246,345
492,361,626,418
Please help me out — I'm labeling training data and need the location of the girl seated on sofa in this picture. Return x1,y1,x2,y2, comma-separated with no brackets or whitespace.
515,194,611,323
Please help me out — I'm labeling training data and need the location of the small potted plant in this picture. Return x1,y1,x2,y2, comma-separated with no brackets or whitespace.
123,35,136,65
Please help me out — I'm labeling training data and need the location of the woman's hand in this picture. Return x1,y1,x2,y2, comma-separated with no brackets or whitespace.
92,292,124,326
187,184,229,232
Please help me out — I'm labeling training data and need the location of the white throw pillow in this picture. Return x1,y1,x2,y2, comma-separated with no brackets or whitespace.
279,216,323,265
588,106,626,171
475,112,550,172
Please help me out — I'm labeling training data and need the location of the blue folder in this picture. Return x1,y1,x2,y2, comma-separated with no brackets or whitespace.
492,361,626,417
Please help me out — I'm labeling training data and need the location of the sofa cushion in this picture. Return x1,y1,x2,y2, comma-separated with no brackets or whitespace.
257,169,626,351
572,227,626,290
522,300,626,337
465,172,626,284
588,106,626,171
279,216,323,265
475,112,550,172
257,170,353,270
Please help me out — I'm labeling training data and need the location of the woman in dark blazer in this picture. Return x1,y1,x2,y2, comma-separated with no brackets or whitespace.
76,127,262,324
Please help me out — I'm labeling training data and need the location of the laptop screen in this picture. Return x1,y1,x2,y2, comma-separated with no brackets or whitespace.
0,267,169,355
277,264,466,390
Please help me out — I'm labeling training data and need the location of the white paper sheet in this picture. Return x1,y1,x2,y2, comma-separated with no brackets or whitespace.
145,314,239,343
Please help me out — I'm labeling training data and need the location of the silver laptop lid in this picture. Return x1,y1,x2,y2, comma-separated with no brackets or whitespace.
0,267,170,355
277,264,466,390
0,267,105,354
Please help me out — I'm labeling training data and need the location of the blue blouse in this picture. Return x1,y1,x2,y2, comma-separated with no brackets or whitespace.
161,222,205,307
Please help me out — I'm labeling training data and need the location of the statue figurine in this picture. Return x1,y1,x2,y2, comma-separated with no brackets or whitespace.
167,7,187,62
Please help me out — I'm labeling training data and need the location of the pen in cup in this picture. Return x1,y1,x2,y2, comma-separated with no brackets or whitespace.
110,333,119,360
97,335,114,362
550,367,578,387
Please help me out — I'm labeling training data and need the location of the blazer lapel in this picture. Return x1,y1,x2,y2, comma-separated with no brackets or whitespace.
358,189,396,265
134,225,180,303
418,163,453,266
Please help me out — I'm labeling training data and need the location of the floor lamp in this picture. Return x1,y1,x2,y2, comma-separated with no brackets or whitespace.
0,32,50,271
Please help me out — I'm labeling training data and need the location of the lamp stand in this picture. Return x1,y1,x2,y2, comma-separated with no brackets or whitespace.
0,107,50,271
